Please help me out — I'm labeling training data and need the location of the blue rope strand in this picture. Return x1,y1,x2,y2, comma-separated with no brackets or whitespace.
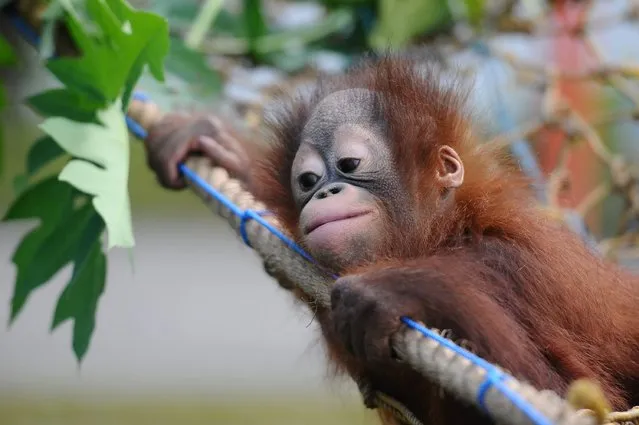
6,13,553,425
239,210,271,247
132,91,150,102
401,318,553,425
177,164,321,266
8,13,40,46
122,98,320,262
125,115,147,139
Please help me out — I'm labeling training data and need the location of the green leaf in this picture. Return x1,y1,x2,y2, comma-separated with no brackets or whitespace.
208,8,248,37
46,58,109,106
3,177,75,322
12,174,29,196
0,36,9,178
104,0,129,21
6,0,171,364
464,0,486,29
10,201,95,323
51,212,106,363
27,136,67,176
27,88,102,122
184,0,224,49
243,0,268,62
40,0,72,21
45,0,170,108
369,0,452,50
39,98,135,249
85,0,170,107
40,20,58,59
70,239,106,362
44,11,109,103
0,84,5,178
164,37,221,95
0,34,17,66
3,177,72,222
148,0,200,30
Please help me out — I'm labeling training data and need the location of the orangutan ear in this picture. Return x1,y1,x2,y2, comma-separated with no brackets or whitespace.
435,145,464,189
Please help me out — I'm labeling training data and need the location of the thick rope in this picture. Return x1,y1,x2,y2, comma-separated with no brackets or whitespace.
128,98,598,425
605,407,639,425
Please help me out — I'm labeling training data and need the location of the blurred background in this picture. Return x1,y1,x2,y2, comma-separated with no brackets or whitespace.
2,0,639,424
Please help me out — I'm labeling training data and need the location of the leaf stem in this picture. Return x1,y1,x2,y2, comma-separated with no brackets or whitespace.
184,0,225,50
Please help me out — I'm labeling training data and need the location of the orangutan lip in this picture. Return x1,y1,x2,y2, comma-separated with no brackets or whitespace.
305,210,372,235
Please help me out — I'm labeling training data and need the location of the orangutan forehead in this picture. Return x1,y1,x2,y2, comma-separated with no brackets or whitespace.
301,88,384,145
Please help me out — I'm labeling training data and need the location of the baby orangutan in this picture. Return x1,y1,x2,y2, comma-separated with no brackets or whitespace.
143,55,639,425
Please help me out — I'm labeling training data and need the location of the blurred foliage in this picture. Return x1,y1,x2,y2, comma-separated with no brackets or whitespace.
143,0,479,70
369,0,453,49
0,27,17,178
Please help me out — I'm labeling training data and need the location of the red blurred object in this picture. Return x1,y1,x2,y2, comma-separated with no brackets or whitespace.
538,0,604,233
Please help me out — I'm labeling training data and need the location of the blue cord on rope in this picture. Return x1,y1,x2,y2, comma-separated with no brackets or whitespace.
177,164,320,265
6,13,552,425
8,13,40,46
401,318,553,425
125,115,147,138
477,371,507,409
126,93,319,262
239,209,271,247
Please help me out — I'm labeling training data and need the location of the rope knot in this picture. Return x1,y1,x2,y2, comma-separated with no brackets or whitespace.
239,209,271,247
477,368,507,411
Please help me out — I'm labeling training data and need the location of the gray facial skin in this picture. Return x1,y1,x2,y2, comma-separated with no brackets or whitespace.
290,89,402,270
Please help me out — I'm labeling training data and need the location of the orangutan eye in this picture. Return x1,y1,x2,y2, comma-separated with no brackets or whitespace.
299,172,320,191
337,158,360,173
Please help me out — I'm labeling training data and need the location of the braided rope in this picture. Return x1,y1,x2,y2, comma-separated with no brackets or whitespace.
128,98,600,425
605,407,639,425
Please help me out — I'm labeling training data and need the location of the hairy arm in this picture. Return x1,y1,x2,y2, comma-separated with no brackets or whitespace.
144,113,300,292
144,113,251,190
329,251,567,393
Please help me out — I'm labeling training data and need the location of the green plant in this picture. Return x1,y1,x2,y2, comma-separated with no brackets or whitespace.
3,0,170,363
369,0,453,49
0,27,17,178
